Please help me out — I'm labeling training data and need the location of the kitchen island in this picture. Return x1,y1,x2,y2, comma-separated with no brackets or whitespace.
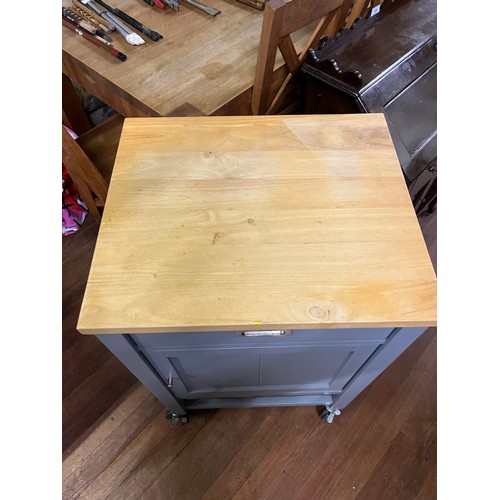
77,114,436,423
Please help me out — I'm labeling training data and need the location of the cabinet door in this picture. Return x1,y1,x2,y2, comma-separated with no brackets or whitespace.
144,344,379,399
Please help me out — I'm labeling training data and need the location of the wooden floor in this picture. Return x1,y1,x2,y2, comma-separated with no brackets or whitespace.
62,210,437,499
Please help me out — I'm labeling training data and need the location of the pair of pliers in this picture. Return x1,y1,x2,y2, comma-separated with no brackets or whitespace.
143,0,179,11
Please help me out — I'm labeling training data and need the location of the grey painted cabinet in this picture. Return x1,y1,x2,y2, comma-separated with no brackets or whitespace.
97,326,428,423
82,115,437,424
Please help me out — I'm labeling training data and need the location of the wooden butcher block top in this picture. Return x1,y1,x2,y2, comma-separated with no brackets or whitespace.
78,114,437,334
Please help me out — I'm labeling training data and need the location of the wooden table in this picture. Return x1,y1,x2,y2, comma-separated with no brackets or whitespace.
62,0,313,118
78,114,436,423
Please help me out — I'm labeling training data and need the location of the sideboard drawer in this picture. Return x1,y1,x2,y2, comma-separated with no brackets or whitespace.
130,327,394,351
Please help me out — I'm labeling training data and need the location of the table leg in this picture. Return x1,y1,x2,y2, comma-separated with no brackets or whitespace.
62,74,92,136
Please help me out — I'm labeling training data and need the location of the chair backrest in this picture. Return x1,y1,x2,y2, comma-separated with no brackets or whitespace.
344,0,384,29
251,0,352,115
62,114,124,223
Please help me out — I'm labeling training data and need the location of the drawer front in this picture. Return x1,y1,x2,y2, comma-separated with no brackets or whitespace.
131,327,394,350
362,36,437,112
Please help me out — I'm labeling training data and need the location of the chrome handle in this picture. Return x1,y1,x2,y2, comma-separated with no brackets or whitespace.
239,330,291,337
167,376,173,388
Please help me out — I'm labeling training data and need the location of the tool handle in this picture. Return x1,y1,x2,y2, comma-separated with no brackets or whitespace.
63,18,126,61
106,4,163,40
147,0,166,9
73,0,114,31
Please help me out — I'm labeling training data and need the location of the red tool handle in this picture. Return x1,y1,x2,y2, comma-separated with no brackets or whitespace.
144,0,166,9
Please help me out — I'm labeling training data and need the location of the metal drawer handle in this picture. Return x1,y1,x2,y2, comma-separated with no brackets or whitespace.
239,330,291,337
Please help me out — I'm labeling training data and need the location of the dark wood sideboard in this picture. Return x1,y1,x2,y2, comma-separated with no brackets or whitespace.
301,0,437,202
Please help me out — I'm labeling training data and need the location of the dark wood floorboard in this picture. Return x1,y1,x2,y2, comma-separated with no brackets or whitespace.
418,209,437,273
62,208,437,499
62,216,137,453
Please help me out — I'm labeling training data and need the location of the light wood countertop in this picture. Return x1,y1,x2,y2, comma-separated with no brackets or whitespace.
78,114,437,334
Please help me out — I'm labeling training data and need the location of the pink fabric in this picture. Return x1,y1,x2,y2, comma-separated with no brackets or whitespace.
62,126,88,236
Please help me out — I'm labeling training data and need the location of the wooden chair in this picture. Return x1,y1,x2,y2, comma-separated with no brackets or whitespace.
62,113,124,223
344,0,385,29
251,0,353,115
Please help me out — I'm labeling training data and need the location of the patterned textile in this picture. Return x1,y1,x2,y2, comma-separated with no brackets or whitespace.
62,166,88,236
62,126,88,236
62,87,115,235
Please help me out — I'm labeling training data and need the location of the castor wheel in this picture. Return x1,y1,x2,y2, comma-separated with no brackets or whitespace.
165,410,189,424
319,406,341,424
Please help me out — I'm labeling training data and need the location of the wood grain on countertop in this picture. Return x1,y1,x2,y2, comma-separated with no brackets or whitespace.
78,114,436,334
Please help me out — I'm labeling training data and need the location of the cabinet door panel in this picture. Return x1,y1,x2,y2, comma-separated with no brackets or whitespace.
172,352,259,390
145,344,378,399
259,347,373,391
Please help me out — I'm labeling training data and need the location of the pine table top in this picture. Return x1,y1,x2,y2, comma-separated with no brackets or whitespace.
78,114,437,334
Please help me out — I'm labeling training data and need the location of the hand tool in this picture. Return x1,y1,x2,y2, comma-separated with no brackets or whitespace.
62,17,127,61
72,0,115,31
78,0,146,45
63,7,113,42
71,1,114,33
180,0,220,16
159,0,180,11
93,0,163,41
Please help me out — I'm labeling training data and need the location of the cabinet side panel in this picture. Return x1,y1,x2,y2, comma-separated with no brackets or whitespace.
331,327,427,409
97,334,186,415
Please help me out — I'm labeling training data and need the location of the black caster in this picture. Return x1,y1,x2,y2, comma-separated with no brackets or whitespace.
165,410,189,424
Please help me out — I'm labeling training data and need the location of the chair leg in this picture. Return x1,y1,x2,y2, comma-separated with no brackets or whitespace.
72,181,102,223
62,125,108,223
